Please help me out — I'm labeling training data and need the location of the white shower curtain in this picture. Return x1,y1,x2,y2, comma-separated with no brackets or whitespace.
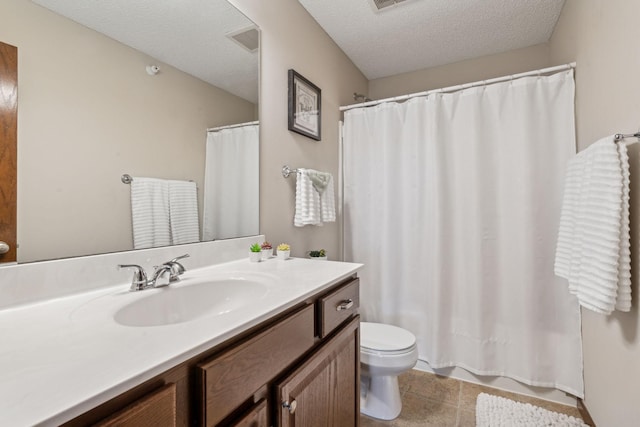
343,70,584,396
202,123,259,241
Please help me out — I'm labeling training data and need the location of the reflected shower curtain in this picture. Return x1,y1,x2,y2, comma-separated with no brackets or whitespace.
343,70,583,396
202,123,259,240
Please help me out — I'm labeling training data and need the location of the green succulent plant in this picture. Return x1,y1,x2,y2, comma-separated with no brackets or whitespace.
308,249,326,257
250,243,262,253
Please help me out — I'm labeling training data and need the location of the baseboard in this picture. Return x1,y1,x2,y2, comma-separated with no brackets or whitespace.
577,399,596,426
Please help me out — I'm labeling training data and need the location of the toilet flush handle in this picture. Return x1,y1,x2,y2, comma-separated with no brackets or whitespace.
336,299,354,311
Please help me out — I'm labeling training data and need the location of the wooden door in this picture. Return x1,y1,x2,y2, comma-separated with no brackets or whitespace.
0,41,17,263
277,316,360,427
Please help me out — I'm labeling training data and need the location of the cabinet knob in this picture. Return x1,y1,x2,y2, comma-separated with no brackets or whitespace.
336,299,354,311
0,241,9,254
282,399,297,414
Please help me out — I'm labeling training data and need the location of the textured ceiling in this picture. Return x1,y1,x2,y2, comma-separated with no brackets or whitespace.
31,0,259,103
298,0,565,80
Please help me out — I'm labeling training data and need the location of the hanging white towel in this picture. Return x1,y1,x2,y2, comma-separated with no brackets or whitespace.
294,169,336,227
319,174,336,223
555,136,631,314
168,180,200,245
131,177,171,249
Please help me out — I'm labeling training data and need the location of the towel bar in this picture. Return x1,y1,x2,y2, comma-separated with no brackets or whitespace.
614,132,640,142
282,165,299,178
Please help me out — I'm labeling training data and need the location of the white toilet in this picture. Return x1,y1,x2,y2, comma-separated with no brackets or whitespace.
360,322,419,420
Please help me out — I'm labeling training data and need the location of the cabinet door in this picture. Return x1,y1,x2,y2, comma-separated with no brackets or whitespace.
276,316,360,427
94,383,176,427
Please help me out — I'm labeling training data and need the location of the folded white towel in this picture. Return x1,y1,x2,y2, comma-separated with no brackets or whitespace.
131,177,171,249
168,180,200,245
320,174,336,223
294,169,336,227
555,136,631,314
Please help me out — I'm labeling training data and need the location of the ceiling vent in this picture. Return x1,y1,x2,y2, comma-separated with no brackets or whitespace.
226,26,259,53
369,0,409,12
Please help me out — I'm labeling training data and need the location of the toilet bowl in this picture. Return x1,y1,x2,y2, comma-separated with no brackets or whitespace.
360,322,419,420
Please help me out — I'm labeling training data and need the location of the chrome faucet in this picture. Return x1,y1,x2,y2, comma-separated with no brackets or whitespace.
118,254,190,291
163,254,190,283
150,264,173,288
118,264,150,291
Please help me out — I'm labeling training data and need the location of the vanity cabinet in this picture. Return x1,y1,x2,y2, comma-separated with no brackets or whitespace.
196,304,316,426
277,316,359,427
62,276,360,427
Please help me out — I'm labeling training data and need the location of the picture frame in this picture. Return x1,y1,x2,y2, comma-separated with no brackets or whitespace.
288,69,321,141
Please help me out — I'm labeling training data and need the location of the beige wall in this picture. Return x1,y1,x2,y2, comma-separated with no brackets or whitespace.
369,44,551,100
550,1,640,425
229,0,368,260
2,0,256,262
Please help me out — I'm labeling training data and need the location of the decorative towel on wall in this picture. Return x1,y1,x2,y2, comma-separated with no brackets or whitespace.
168,180,200,245
555,136,631,314
130,177,200,249
294,168,336,226
131,177,171,249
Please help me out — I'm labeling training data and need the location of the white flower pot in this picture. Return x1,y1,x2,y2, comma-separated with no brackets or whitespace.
277,250,290,260
249,251,262,262
261,248,273,260
309,256,327,261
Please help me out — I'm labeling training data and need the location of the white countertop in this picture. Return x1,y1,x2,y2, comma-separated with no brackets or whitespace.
0,257,362,426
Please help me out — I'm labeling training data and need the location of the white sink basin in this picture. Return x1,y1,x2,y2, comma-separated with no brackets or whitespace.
114,277,270,327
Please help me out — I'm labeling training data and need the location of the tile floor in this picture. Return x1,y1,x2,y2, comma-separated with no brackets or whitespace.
360,370,585,427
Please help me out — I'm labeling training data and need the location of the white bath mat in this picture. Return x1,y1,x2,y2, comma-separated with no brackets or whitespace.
476,393,589,427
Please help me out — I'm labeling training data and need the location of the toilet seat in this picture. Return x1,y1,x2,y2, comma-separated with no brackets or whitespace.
361,322,416,354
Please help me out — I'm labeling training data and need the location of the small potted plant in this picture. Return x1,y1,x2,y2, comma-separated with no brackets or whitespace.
261,241,273,260
249,243,262,262
308,249,327,260
277,243,290,260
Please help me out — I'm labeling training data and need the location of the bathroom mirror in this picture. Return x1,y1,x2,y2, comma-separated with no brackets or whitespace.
3,0,259,263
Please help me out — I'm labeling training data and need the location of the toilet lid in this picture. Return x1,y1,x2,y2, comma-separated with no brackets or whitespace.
360,322,416,352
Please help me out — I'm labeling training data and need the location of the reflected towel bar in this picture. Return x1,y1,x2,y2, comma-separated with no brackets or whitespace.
121,174,195,184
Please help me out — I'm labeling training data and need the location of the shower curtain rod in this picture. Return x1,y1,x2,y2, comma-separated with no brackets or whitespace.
207,120,259,132
339,62,577,112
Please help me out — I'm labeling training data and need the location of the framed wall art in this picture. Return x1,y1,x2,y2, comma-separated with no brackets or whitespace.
288,69,321,141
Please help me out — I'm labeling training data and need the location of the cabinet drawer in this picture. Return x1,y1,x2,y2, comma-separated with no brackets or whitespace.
318,278,359,338
94,383,176,427
197,304,315,426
